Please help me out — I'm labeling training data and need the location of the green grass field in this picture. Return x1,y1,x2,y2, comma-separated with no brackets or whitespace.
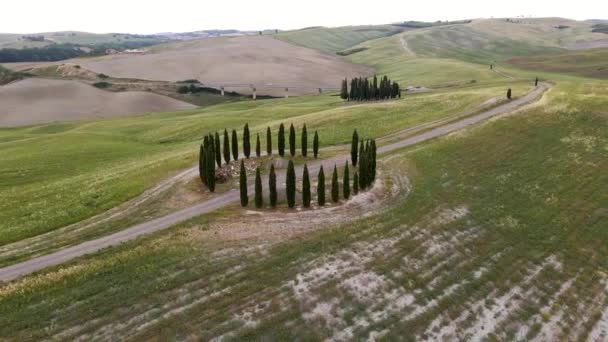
508,48,608,78
0,31,162,49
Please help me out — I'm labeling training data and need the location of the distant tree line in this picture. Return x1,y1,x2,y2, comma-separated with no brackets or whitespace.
240,128,378,209
340,75,401,101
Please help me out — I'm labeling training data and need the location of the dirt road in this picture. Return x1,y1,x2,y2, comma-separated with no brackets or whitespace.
0,83,551,282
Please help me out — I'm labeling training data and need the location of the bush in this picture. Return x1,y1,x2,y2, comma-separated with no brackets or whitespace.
93,81,111,89
97,73,109,79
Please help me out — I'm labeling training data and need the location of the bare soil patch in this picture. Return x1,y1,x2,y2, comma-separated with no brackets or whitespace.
0,78,195,127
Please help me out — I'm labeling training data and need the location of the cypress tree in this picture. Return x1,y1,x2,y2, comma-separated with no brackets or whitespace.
255,133,261,158
254,167,263,208
331,165,339,203
289,123,296,157
286,160,296,208
266,126,272,156
301,124,308,157
535,77,538,87
243,123,251,159
313,131,319,159
214,132,221,167
317,166,326,206
302,164,311,208
278,123,285,157
371,139,377,181
507,88,512,99
231,129,239,161
373,75,378,100
359,146,367,189
358,140,364,168
269,164,277,208
343,161,350,199
239,160,248,207
351,129,359,166
206,144,216,192
353,171,359,195
200,143,207,184
223,129,230,164
340,78,348,100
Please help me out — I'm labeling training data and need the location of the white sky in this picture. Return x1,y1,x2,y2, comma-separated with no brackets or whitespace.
2,0,606,34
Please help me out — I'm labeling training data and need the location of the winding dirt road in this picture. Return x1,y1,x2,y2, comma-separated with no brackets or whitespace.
0,83,551,282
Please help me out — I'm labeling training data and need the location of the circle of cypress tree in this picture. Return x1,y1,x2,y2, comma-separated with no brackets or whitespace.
317,165,325,206
286,160,296,208
254,167,263,208
269,164,277,208
331,165,339,203
231,129,239,161
239,160,248,207
278,123,285,157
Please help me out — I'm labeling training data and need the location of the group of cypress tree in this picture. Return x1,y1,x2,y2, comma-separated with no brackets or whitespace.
341,75,401,101
351,129,378,190
200,123,320,191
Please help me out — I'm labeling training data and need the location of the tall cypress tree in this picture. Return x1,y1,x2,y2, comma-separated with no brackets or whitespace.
371,139,377,181
278,123,285,157
269,164,277,208
302,164,311,208
254,167,263,208
243,123,251,159
373,75,378,100
223,129,230,164
301,124,308,157
266,126,272,156
343,161,350,199
358,140,364,168
313,131,319,159
239,160,248,207
359,146,367,189
507,88,512,99
286,160,296,208
255,133,261,158
199,144,207,185
231,129,239,161
351,129,359,166
206,144,216,192
317,165,326,206
353,171,359,195
340,78,348,100
535,77,538,86
214,132,221,167
289,123,296,157
331,165,339,203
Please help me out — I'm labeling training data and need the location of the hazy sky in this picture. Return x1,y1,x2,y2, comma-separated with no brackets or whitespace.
2,0,606,33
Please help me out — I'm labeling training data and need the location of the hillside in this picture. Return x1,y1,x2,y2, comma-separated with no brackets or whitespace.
274,25,404,54
508,48,608,78
0,31,163,49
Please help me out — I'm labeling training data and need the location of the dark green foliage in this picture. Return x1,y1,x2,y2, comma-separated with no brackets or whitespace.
93,81,111,89
507,88,512,99
356,139,378,190
223,129,230,164
371,139,377,180
345,75,400,102
340,78,349,100
358,140,364,167
302,164,311,208
331,165,339,203
206,139,216,192
353,171,359,195
289,123,296,157
255,167,263,208
269,164,277,208
343,161,350,199
232,129,239,161
313,131,319,159
286,160,296,208
255,133,261,158
243,123,251,159
351,129,359,166
239,160,248,207
266,127,272,156
301,124,308,157
278,123,285,157
317,166,326,206
214,132,221,167
199,144,207,185
535,77,538,86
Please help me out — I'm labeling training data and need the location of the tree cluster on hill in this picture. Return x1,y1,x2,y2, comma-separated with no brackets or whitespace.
341,75,401,101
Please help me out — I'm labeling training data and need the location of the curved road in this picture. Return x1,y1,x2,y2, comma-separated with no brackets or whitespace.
0,83,551,282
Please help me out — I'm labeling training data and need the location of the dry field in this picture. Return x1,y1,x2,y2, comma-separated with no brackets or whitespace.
0,78,195,127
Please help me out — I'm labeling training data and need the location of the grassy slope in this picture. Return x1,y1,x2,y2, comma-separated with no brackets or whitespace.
0,32,161,49
0,77,605,340
274,25,403,54
508,48,608,78
0,81,527,245
0,65,22,85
